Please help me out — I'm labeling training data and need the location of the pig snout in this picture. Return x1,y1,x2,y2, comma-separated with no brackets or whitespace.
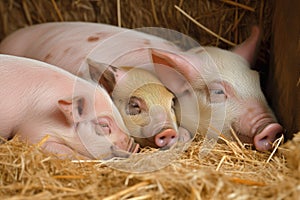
154,128,178,148
137,124,179,149
149,105,179,148
253,123,283,151
136,105,179,148
238,104,283,151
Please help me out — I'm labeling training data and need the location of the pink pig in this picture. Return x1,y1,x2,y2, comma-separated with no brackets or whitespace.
0,22,283,151
0,54,138,159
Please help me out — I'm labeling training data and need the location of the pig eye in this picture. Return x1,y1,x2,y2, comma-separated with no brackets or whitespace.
208,82,227,103
212,89,224,95
95,118,111,135
209,89,227,103
126,96,143,115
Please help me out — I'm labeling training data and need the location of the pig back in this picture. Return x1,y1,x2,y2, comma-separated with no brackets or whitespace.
0,22,124,75
0,22,182,75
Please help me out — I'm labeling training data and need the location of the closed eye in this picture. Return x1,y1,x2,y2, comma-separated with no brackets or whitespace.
207,80,236,104
212,89,224,95
95,118,111,135
209,89,227,103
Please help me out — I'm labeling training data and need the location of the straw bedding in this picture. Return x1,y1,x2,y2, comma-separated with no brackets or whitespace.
0,0,299,199
1,133,299,199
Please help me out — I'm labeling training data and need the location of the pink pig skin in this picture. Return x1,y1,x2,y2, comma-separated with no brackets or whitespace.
0,54,138,159
0,22,178,76
0,22,283,151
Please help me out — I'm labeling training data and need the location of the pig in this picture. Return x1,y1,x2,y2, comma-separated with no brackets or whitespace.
86,61,184,148
0,22,190,149
0,22,283,151
0,54,139,159
151,27,284,151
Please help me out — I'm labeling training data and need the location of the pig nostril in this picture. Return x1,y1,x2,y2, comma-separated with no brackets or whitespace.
160,135,175,140
159,136,166,140
254,123,283,151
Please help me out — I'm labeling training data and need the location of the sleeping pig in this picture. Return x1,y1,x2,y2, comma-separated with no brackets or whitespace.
151,27,283,151
0,22,283,151
0,54,139,159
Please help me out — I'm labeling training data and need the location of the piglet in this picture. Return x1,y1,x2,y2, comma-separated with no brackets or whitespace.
152,27,283,151
86,60,184,148
0,54,139,159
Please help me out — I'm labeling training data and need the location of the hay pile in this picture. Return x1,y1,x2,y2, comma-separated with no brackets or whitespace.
1,133,300,199
0,0,299,199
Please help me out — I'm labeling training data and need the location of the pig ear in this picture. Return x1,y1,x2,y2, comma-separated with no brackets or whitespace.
232,26,261,66
57,96,87,124
150,49,199,94
86,58,126,95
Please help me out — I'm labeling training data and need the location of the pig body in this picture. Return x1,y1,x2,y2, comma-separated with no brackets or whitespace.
0,22,283,151
0,22,179,73
0,54,138,159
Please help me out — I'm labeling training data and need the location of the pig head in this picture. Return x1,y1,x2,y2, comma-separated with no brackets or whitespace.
86,59,190,149
52,94,138,159
151,27,283,151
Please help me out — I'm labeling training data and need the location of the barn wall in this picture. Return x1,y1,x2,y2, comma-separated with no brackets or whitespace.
267,0,300,139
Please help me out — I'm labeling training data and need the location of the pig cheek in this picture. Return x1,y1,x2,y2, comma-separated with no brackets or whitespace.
75,122,112,159
187,91,209,133
231,121,255,145
126,114,150,137
227,100,254,143
77,122,131,159
211,82,245,137
171,111,177,126
195,87,236,138
198,90,214,113
130,114,150,127
109,123,131,151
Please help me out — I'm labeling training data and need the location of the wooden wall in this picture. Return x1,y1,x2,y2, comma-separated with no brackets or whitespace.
267,0,300,139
